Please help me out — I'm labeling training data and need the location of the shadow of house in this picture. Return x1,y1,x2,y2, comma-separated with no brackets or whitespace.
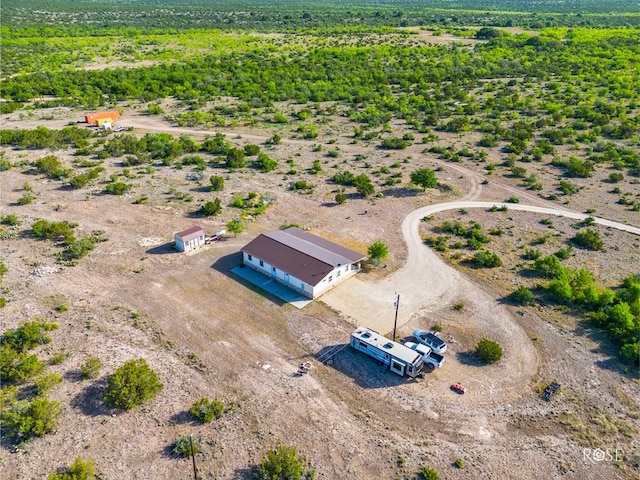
212,253,288,307
315,344,410,389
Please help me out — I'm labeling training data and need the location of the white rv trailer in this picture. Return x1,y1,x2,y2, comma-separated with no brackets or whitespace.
350,327,424,378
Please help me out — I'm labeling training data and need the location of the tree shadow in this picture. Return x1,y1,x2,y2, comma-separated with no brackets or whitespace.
146,242,179,255
70,379,111,417
455,350,484,367
380,186,419,198
169,409,197,426
232,465,260,480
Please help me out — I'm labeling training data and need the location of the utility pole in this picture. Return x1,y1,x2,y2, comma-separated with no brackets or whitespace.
393,293,400,342
189,434,198,480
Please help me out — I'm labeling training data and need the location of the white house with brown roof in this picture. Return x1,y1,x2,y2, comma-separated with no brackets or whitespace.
241,227,365,298
175,226,205,252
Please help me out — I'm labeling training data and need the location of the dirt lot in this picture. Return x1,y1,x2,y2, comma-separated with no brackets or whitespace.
1,105,639,479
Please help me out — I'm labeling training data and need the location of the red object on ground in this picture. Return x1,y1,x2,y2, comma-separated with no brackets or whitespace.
451,383,466,394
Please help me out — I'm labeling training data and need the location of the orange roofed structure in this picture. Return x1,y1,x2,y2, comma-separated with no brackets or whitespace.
85,111,120,124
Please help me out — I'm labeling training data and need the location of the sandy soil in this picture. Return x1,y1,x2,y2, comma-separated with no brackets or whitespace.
1,105,639,480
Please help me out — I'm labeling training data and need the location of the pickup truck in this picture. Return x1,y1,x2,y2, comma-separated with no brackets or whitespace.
404,341,445,369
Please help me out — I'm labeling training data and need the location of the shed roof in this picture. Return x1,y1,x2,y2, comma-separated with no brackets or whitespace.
176,226,204,242
241,228,364,286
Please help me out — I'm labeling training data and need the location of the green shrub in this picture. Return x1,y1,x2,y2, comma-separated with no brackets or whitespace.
572,229,604,251
1,214,20,226
454,458,464,469
334,193,347,205
209,175,225,191
1,349,46,384
259,445,309,480
80,357,102,380
48,456,97,480
103,358,163,409
35,372,63,396
32,220,76,243
475,339,503,364
200,199,222,216
104,182,130,195
190,398,224,423
2,320,59,353
471,251,502,268
172,435,199,458
368,241,388,260
509,286,535,306
17,193,35,205
421,467,441,480
1,396,62,442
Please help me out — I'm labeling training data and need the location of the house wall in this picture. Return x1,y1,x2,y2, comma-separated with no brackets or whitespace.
242,252,312,297
311,264,358,297
242,253,358,298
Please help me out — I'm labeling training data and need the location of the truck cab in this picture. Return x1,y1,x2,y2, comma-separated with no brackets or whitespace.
404,341,445,369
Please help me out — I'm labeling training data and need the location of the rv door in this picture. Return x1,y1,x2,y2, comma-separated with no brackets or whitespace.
390,359,405,376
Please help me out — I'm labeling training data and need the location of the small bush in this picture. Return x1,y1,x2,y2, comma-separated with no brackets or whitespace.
2,320,59,353
209,175,225,191
433,324,443,332
572,230,604,251
1,214,20,226
200,198,222,217
471,251,502,268
454,458,464,469
190,398,224,423
104,182,130,195
80,356,102,380
103,358,163,409
48,456,96,480
475,339,503,364
259,445,309,480
422,467,441,480
172,435,199,458
17,193,35,205
334,193,347,205
509,286,535,306
368,241,389,260
35,372,63,396
1,396,62,442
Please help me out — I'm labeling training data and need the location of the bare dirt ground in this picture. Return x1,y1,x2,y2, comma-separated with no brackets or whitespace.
1,105,639,480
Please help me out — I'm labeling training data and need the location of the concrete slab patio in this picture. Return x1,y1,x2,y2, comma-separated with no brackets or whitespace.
231,265,313,309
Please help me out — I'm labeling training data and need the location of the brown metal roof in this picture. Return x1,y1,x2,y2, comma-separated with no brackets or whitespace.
241,228,365,286
176,226,204,242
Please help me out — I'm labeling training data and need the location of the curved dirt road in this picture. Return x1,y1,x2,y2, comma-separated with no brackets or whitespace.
321,201,639,400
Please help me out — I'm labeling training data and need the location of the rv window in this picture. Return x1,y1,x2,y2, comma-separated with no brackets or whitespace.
248,254,252,261
359,341,368,348
383,342,393,349
361,332,371,338
259,260,264,267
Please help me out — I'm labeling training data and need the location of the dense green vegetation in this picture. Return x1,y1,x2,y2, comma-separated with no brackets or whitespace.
1,320,63,444
103,358,163,409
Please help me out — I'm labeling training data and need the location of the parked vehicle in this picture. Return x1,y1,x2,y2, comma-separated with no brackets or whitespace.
412,329,447,354
403,341,445,369
350,327,423,378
